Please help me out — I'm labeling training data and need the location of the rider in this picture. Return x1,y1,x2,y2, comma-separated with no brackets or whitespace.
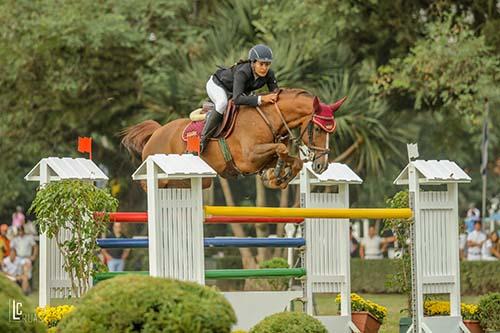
200,44,279,152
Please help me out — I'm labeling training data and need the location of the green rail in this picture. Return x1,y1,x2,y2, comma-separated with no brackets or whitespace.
93,268,306,284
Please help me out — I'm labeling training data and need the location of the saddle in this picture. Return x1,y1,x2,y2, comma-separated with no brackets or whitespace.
182,101,239,142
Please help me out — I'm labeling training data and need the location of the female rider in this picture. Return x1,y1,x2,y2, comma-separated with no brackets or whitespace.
200,44,279,152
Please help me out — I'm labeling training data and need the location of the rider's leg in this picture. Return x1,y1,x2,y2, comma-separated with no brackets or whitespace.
201,76,227,152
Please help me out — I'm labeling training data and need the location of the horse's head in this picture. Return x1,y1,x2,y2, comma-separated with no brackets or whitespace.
300,95,347,174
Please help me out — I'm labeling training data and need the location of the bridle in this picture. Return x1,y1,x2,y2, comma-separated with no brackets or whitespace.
255,95,332,163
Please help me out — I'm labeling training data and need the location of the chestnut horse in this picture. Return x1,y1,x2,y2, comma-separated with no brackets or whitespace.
122,89,345,189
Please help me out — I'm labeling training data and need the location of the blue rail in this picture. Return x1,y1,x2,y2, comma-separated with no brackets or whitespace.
97,237,306,248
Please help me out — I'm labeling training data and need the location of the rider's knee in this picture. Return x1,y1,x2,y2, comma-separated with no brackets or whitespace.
214,101,227,114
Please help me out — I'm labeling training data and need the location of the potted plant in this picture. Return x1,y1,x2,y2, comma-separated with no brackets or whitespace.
478,293,500,332
424,300,483,333
336,293,387,333
462,303,483,333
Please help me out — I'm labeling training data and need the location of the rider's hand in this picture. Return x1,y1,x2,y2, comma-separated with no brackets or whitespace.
262,93,278,104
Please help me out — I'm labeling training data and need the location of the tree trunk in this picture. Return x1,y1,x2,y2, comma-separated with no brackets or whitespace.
218,177,257,270
273,186,290,258
255,175,270,263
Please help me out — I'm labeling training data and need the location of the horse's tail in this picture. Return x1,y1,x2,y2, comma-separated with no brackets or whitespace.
121,120,161,157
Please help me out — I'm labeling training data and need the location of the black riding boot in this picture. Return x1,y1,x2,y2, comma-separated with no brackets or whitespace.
200,111,223,153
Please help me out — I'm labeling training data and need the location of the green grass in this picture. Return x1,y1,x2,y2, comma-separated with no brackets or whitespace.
28,291,482,333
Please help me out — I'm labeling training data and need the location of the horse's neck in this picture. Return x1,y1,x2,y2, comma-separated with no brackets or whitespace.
272,95,312,130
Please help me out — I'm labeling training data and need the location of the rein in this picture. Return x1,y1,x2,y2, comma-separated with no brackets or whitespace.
255,98,331,162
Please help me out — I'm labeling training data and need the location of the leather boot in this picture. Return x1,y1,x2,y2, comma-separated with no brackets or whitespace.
200,111,223,153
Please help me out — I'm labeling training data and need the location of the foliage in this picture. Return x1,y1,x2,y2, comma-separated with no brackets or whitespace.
0,273,46,332
57,275,237,333
423,301,480,321
383,191,412,315
36,305,75,329
249,311,327,333
372,12,500,120
460,261,500,295
0,0,498,245
478,293,500,330
29,180,118,297
336,293,388,323
258,257,289,291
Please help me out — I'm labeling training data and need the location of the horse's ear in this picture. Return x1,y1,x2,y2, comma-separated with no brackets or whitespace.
330,96,347,113
313,96,321,113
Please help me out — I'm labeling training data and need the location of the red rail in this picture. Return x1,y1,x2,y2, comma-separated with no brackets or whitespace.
205,216,303,224
103,212,303,224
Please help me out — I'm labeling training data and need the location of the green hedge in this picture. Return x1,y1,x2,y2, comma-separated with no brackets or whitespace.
350,259,500,295
207,257,499,294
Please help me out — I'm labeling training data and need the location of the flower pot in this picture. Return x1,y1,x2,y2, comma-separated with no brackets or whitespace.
352,311,382,333
399,317,412,333
463,320,483,333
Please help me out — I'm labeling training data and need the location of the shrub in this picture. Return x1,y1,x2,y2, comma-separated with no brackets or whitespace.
258,257,290,291
0,274,46,332
336,293,388,323
58,275,236,333
250,312,327,333
478,293,500,331
30,179,118,296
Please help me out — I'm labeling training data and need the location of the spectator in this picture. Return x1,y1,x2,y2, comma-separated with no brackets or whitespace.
467,221,486,260
350,226,360,258
381,228,396,258
464,203,480,234
0,224,10,261
360,226,383,259
1,248,30,294
482,231,500,260
458,222,467,261
10,226,38,278
12,206,26,231
101,223,130,272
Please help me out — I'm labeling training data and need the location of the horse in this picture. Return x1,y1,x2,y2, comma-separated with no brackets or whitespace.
121,88,346,189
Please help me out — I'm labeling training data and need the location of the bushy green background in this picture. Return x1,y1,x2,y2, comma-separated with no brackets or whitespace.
57,275,236,333
250,312,327,333
0,274,46,333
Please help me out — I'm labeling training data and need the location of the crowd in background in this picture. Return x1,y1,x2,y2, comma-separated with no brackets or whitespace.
0,206,38,295
1,202,498,295
349,203,500,261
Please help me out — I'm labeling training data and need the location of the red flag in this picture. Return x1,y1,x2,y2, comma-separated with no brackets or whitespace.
78,137,92,160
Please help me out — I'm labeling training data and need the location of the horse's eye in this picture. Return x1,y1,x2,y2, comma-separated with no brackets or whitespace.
315,127,321,133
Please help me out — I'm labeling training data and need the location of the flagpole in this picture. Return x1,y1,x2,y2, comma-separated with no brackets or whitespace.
481,99,489,220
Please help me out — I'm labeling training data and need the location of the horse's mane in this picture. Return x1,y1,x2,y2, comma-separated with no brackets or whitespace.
260,88,314,98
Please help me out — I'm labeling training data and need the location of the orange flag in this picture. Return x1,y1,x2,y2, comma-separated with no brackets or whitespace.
78,137,92,160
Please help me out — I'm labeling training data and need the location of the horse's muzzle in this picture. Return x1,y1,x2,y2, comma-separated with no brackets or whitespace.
312,159,328,174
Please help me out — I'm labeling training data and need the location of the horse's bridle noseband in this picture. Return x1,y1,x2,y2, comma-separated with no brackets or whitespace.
254,92,332,164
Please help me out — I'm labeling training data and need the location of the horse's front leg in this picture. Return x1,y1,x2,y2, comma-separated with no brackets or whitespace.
248,143,303,189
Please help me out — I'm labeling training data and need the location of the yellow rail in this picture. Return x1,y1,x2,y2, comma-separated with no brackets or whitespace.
204,206,412,219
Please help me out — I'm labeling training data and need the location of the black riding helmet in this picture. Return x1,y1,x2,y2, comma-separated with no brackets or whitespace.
248,44,273,62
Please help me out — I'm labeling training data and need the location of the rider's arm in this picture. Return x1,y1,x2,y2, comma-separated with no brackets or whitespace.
232,70,259,106
267,70,278,92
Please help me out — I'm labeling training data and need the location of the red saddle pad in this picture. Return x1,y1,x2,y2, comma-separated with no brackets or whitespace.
181,120,205,142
